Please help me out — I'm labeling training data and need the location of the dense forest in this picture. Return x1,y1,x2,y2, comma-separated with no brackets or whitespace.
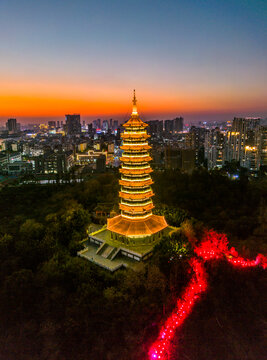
0,169,266,360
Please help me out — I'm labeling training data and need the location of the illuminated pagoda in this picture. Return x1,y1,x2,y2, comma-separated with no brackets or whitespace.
78,91,169,271
107,90,167,239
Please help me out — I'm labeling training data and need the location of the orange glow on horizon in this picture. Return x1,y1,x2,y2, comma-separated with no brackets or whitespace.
0,90,266,118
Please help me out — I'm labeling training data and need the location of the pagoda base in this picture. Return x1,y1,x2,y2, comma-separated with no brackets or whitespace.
78,223,172,272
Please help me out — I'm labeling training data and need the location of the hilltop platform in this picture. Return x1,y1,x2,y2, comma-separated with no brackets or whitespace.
78,225,173,272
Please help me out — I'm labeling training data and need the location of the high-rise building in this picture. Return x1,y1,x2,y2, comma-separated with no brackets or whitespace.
116,126,121,140
65,114,81,135
259,126,267,167
6,118,17,133
164,119,173,133
146,120,163,137
88,123,93,134
173,117,184,132
244,145,258,172
205,128,224,169
164,117,183,134
186,126,207,165
224,117,261,171
186,126,207,149
48,121,56,129
92,118,101,130
102,120,109,132
92,120,97,129
113,120,118,130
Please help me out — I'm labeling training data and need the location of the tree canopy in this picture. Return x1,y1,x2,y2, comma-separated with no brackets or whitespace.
0,170,266,359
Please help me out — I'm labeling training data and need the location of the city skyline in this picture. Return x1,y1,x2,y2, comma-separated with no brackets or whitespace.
0,0,266,123
1,109,267,127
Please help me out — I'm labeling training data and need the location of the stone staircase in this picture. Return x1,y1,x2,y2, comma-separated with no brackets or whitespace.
96,243,117,259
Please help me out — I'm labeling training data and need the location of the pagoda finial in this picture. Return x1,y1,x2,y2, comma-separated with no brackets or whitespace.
133,89,136,105
132,89,138,115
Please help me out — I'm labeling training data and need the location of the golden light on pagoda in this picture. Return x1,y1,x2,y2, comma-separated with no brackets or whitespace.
107,90,167,238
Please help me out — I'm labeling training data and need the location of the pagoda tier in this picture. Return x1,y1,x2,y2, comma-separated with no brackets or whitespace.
119,190,154,200
107,91,167,238
119,167,153,175
121,133,150,140
119,202,154,213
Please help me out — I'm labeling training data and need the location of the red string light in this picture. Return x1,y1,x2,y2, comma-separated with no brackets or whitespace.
149,230,267,360
195,230,267,268
149,258,207,359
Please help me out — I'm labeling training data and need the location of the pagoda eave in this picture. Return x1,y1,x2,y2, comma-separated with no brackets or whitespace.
120,156,152,163
119,168,153,175
119,179,153,187
123,121,148,128
107,214,168,237
120,145,151,151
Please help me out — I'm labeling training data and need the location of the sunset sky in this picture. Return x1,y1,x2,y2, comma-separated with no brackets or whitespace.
0,0,266,123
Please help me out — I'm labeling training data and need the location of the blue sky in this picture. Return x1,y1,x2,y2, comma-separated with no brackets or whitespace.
0,0,266,122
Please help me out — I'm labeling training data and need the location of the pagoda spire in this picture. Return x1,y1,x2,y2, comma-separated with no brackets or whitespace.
132,89,138,115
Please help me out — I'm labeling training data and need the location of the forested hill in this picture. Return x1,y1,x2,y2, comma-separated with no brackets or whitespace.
0,169,266,360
